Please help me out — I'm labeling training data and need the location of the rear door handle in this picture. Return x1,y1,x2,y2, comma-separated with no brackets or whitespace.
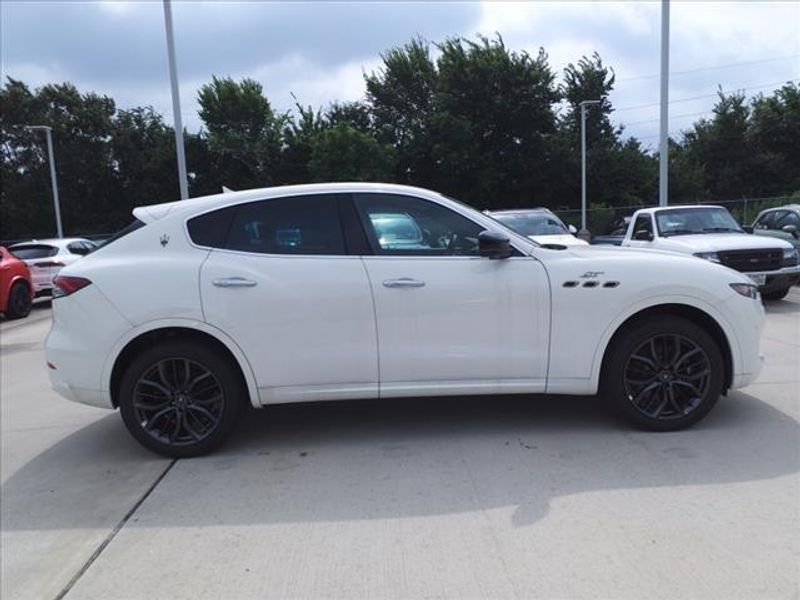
212,277,257,288
382,278,425,289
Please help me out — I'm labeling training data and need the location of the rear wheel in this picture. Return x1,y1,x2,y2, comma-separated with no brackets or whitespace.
601,316,724,431
118,341,246,457
762,287,790,301
6,282,32,319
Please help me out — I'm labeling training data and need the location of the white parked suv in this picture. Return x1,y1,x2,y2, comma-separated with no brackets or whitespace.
620,206,800,300
9,238,97,296
46,184,765,456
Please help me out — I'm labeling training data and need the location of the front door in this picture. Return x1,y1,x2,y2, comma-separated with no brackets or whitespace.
353,193,550,397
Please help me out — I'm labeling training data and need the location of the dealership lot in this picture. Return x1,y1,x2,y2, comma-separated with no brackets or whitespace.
2,294,798,599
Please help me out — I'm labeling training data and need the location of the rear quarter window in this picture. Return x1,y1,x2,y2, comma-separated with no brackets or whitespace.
187,207,237,248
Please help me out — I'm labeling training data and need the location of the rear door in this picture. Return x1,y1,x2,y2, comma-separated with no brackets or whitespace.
197,194,379,404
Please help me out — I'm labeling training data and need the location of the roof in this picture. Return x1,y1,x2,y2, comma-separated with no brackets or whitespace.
635,205,725,215
132,182,448,224
488,207,552,215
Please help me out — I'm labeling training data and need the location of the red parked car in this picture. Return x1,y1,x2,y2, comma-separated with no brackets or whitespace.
0,246,34,319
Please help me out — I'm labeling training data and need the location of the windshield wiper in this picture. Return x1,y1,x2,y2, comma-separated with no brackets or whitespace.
702,227,742,233
661,228,697,237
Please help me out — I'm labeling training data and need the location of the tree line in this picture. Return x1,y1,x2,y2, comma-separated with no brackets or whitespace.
2,35,798,240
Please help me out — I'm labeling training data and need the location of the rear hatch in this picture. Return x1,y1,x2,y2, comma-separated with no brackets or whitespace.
8,244,61,289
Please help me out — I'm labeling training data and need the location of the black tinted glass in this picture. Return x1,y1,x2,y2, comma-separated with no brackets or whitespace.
225,195,345,255
187,206,237,248
9,245,58,259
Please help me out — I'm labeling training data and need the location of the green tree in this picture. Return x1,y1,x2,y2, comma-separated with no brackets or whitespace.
308,124,396,182
197,76,285,189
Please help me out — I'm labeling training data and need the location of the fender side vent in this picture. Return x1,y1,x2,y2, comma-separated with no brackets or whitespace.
603,281,620,288
582,281,599,288
563,281,579,288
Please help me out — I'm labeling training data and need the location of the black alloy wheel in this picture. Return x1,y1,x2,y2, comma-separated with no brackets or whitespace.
623,334,711,420
602,315,724,431
119,341,245,457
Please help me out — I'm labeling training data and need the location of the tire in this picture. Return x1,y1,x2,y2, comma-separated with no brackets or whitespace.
601,316,724,431
6,281,32,319
118,341,246,457
762,287,790,301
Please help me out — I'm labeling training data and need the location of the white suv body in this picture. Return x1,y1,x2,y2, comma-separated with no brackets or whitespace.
45,184,765,456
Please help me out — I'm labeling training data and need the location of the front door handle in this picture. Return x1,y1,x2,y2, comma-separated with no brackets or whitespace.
212,277,257,288
382,277,425,289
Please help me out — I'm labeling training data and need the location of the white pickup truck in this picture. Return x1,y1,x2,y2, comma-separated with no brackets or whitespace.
621,205,800,300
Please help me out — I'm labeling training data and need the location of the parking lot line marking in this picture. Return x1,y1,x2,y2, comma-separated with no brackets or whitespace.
53,458,178,600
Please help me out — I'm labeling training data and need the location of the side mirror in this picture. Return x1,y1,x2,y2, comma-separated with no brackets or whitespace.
567,224,578,235
742,225,754,234
479,230,512,259
633,229,653,241
782,224,799,239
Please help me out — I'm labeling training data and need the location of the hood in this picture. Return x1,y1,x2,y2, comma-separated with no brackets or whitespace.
659,232,792,253
529,234,588,247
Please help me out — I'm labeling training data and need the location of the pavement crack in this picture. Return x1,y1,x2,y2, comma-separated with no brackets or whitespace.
53,458,178,600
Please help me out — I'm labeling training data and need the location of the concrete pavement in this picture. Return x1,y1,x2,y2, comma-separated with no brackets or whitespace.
2,293,798,599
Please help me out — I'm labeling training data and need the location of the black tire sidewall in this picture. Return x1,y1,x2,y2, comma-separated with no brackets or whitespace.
7,282,32,319
118,341,245,457
602,316,724,431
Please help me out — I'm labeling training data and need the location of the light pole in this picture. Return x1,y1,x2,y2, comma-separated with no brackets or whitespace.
658,0,670,206
579,100,601,237
26,125,63,238
163,0,189,200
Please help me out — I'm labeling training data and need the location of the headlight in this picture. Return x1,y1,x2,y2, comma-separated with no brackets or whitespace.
730,283,759,299
694,251,721,263
782,247,799,266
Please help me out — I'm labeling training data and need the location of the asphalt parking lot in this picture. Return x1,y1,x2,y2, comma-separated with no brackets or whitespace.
2,293,799,600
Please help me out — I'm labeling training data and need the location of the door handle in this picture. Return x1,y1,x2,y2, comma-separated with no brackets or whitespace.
212,277,258,288
382,278,425,289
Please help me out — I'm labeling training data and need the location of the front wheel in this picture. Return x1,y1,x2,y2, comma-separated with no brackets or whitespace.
118,341,246,457
601,316,724,431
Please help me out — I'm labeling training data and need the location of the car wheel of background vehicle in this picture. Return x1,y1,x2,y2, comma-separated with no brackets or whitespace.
601,316,724,431
6,281,32,319
118,341,245,457
762,287,790,301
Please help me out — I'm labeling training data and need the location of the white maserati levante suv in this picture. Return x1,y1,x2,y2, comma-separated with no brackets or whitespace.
45,183,765,456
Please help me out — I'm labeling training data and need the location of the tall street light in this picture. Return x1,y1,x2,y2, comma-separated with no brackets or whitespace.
579,100,601,237
163,0,189,200
26,125,63,238
659,0,670,206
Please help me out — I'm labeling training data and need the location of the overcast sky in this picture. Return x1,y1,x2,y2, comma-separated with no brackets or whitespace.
2,1,799,146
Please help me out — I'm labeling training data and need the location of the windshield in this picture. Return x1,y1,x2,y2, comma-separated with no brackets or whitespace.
492,212,568,236
9,244,58,259
655,207,743,237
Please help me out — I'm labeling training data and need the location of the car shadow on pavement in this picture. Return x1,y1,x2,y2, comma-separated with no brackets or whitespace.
763,298,800,314
3,390,798,531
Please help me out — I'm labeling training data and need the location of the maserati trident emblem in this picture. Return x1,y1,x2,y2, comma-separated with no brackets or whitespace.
580,271,604,278
160,234,170,247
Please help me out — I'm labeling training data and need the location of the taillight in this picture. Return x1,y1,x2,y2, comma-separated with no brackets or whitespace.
35,260,64,268
52,275,92,297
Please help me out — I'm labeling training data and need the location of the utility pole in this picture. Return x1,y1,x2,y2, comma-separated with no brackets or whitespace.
579,100,601,237
163,0,189,200
26,125,63,238
659,0,670,206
